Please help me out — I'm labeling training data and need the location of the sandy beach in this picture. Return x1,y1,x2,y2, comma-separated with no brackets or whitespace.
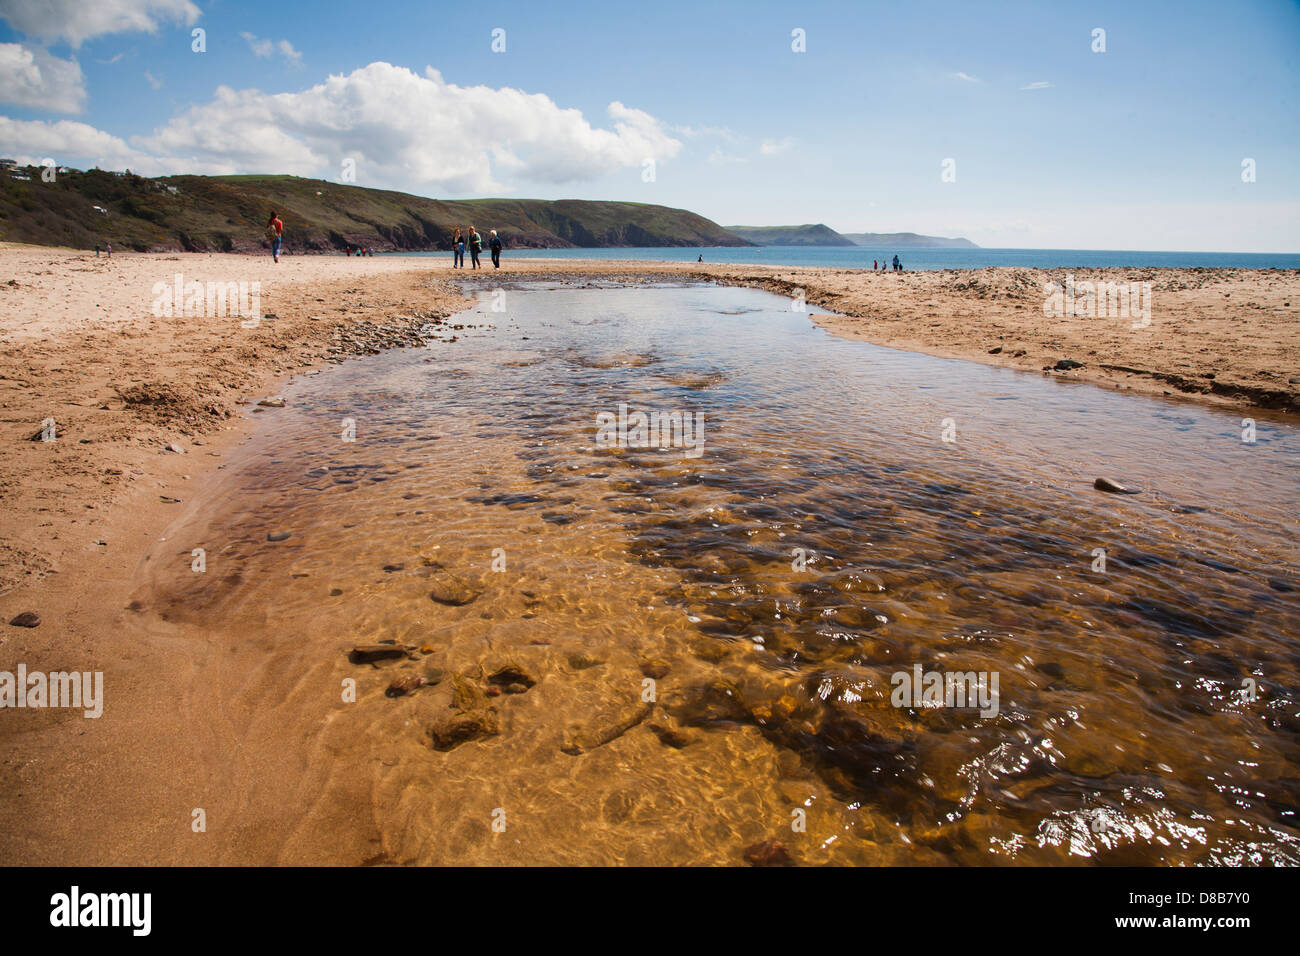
1,247,1297,865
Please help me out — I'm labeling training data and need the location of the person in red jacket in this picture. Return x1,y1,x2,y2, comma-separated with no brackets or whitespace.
266,211,283,263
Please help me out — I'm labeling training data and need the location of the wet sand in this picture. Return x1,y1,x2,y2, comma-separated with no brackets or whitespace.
0,248,1296,865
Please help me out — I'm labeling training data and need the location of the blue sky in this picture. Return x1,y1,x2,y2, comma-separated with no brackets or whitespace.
1,0,1297,250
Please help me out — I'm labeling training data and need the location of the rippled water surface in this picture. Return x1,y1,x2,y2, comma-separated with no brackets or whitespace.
137,282,1299,865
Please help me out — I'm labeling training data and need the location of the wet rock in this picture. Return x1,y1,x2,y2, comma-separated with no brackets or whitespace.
691,640,731,664
486,685,502,697
640,659,671,680
256,397,286,408
428,568,481,606
430,710,499,751
8,611,40,628
451,674,490,711
267,531,291,542
567,652,604,670
487,663,536,688
348,644,410,664
743,839,794,867
648,715,696,749
505,682,529,695
1055,359,1084,371
1093,477,1140,495
386,673,427,697
671,679,750,726
329,588,343,596
562,701,654,756
987,346,1003,354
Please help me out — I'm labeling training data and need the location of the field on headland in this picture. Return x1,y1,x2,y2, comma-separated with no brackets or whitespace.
0,246,1296,864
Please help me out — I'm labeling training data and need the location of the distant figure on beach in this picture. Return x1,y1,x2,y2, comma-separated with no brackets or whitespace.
346,246,352,257
892,254,900,272
266,211,283,263
873,259,878,271
105,242,111,257
469,227,482,269
453,229,464,268
95,245,100,258
489,230,502,268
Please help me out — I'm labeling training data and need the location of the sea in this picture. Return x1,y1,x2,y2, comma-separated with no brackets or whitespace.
395,246,1300,271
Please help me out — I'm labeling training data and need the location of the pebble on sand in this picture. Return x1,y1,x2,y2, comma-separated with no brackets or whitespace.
743,839,794,867
8,611,40,628
1094,477,1140,495
487,664,536,689
267,531,291,542
427,568,480,606
348,644,410,664
386,674,427,697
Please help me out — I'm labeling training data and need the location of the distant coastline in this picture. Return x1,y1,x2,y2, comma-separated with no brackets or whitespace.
419,245,1300,271
726,223,979,248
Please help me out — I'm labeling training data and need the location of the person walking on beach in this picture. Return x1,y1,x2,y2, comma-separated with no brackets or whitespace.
489,230,502,268
453,229,464,268
267,211,283,263
892,254,900,272
468,226,482,269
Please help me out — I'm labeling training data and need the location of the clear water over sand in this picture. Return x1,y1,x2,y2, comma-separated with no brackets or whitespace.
134,282,1299,864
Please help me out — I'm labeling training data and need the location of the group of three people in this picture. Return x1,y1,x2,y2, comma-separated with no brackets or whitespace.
264,212,505,269
451,227,503,269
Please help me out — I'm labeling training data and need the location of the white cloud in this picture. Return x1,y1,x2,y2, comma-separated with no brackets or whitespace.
0,116,171,172
759,136,793,156
675,123,736,140
277,40,303,66
239,32,274,58
707,147,747,166
0,43,86,113
144,70,162,90
951,72,980,83
240,33,304,66
1021,81,1052,90
0,61,684,193
0,0,200,48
